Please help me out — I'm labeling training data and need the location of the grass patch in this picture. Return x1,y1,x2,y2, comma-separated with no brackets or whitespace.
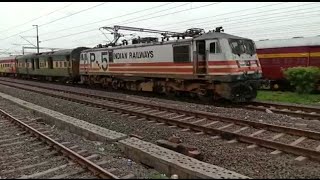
148,172,169,179
256,90,320,106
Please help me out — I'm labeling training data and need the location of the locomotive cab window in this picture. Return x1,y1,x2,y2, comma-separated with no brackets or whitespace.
209,42,221,54
173,45,190,63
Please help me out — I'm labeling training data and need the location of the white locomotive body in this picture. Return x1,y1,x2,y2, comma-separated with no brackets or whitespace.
79,30,262,102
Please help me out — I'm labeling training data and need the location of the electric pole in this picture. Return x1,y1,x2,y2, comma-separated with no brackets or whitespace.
33,25,39,54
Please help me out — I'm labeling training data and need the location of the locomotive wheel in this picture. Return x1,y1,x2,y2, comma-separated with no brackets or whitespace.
197,89,212,103
271,83,280,91
112,80,118,90
165,87,176,98
101,80,108,89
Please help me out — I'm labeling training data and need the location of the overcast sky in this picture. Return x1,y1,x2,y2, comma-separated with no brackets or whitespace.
0,2,319,56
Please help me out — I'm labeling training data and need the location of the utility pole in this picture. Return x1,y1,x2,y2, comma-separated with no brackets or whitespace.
33,25,39,54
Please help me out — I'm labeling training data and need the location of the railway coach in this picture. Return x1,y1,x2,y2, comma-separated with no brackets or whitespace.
0,56,17,76
79,28,262,102
15,47,88,82
255,36,320,90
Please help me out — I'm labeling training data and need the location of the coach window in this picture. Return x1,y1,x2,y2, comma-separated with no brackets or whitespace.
60,61,62,68
173,45,190,63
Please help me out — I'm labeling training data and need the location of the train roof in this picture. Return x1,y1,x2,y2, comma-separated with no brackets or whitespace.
255,36,320,49
0,56,18,61
16,47,89,59
37,49,72,57
83,32,250,52
194,32,248,41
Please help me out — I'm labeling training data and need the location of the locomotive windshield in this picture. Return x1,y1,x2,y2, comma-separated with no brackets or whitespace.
228,39,256,56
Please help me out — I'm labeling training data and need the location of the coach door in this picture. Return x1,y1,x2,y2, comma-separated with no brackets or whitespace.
205,39,221,64
25,59,29,75
194,40,207,74
66,55,71,76
82,53,89,74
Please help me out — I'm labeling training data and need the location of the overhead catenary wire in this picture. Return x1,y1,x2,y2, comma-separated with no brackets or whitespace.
45,2,293,43
112,2,222,26
40,2,222,42
40,2,218,38
39,2,175,36
0,3,73,33
144,2,317,31
0,2,108,41
42,3,217,42
165,8,320,33
143,2,289,29
2,2,320,51
38,2,108,27
40,2,313,43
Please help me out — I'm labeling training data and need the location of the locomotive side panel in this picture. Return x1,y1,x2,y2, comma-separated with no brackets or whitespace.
79,43,194,75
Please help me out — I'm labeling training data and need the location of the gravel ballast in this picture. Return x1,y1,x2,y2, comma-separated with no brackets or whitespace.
0,83,319,178
0,94,160,179
1,77,320,132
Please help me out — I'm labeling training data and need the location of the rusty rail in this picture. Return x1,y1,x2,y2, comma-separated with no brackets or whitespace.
1,80,320,141
245,101,320,120
0,109,118,179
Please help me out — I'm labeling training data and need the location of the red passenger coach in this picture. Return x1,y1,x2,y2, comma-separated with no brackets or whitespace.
255,36,320,90
0,56,17,76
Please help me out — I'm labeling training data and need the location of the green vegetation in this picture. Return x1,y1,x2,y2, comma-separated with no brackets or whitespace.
148,173,169,179
283,66,320,94
256,90,320,105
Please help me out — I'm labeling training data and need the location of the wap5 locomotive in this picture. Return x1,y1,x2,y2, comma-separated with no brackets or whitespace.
79,26,262,102
0,26,262,102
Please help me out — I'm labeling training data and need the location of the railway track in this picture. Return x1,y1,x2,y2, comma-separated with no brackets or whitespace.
1,77,320,121
0,79,320,163
0,108,120,179
244,101,320,120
